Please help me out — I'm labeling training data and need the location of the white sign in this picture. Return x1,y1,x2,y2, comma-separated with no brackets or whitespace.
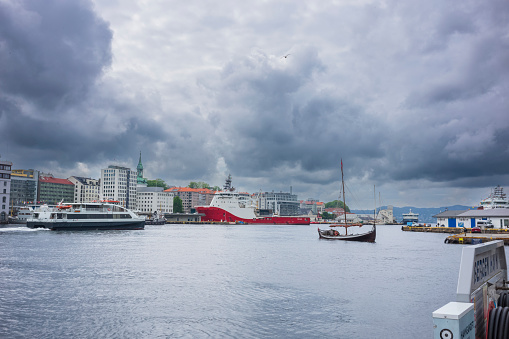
457,240,507,302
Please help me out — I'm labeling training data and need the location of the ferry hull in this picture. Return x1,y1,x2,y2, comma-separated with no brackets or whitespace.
27,220,145,231
195,206,310,225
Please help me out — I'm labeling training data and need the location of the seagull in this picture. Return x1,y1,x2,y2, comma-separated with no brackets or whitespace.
281,53,291,59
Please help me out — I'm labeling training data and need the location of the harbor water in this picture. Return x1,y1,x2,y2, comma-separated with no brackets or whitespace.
0,224,480,338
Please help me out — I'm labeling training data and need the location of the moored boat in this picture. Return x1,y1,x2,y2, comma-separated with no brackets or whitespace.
27,201,145,231
401,209,419,225
195,175,310,225
145,211,166,225
317,159,376,242
318,225,376,242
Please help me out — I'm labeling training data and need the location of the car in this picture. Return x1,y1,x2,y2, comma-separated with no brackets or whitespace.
471,227,482,233
477,220,494,228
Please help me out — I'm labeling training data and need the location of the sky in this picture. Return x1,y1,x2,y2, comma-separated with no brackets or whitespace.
0,0,508,209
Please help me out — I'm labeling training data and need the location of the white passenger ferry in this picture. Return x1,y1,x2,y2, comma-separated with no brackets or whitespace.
27,201,145,231
401,209,419,225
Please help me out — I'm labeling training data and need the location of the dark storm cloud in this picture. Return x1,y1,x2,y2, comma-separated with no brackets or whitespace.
208,48,385,183
1,0,508,206
0,0,171,173
0,0,112,109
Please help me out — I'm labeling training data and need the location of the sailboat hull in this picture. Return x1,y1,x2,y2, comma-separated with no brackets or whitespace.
317,226,376,242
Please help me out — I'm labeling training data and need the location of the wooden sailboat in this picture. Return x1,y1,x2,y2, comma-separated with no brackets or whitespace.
318,160,376,242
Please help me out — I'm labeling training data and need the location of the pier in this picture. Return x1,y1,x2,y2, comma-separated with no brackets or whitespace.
402,226,509,245
401,226,464,233
444,233,509,245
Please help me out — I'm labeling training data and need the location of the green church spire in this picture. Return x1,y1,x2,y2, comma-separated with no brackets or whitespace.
137,151,147,185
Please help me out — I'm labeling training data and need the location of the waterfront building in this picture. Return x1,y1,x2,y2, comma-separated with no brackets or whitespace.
10,169,38,206
164,187,215,213
38,175,74,204
324,207,345,216
137,187,174,214
433,210,467,228
0,158,12,222
165,213,201,222
100,165,138,209
68,176,100,203
377,205,396,224
341,212,362,224
434,209,509,229
300,199,325,215
256,191,300,216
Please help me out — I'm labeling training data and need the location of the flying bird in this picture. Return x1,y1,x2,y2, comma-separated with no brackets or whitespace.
281,54,291,59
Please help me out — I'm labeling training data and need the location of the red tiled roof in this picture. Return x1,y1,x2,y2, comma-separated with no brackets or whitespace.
164,187,216,194
39,176,74,185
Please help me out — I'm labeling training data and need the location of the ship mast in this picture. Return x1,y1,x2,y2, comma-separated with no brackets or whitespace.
341,159,347,235
374,185,376,227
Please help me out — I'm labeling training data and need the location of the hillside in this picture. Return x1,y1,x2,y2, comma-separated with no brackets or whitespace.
351,205,472,223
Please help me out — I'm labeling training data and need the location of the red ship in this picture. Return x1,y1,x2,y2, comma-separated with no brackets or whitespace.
195,175,310,225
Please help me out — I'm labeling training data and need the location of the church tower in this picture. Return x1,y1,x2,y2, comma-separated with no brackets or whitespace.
137,151,148,186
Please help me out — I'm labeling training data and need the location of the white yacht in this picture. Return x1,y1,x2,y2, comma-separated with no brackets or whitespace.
27,201,145,231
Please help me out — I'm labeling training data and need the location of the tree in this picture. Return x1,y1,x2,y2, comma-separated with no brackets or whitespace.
320,212,336,220
324,200,350,212
147,179,169,189
173,196,183,213
188,181,213,189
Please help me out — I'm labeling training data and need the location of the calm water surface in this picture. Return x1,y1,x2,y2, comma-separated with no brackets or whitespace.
0,224,477,338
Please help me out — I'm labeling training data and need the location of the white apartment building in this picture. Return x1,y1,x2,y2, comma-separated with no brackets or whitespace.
0,158,12,223
69,176,100,203
137,187,174,214
101,165,137,209
256,191,300,216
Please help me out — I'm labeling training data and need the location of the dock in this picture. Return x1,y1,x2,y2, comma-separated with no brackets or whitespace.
401,226,464,233
402,226,509,245
444,233,509,245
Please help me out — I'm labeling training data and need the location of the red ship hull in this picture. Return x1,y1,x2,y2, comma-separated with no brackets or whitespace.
195,206,310,225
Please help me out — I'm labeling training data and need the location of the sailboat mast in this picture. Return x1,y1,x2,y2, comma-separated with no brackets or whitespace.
374,185,376,226
341,159,347,234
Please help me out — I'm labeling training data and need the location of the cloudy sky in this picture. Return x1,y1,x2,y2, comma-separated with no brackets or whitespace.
1,0,508,208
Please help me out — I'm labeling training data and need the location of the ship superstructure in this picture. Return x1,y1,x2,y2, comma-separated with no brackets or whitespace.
480,186,509,209
401,209,419,224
